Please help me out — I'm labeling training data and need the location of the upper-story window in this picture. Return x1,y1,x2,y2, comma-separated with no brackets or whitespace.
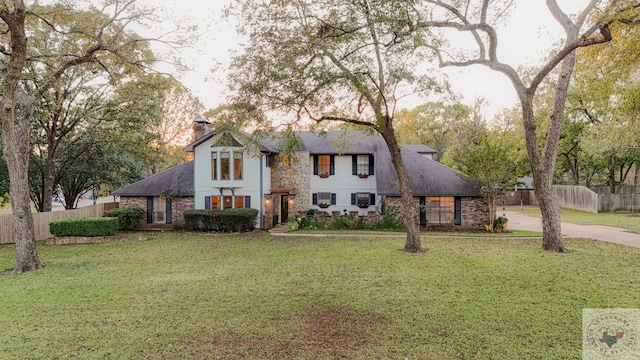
313,155,335,177
352,154,374,177
234,152,243,180
220,151,230,180
318,155,330,177
211,152,218,180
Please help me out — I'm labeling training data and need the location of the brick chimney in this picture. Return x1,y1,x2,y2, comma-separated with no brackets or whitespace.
193,117,211,141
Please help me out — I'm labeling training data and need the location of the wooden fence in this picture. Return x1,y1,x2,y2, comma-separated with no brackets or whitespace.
551,185,599,214
0,203,115,244
599,193,640,213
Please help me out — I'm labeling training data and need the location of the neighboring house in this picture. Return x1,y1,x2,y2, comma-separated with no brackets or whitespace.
112,126,490,229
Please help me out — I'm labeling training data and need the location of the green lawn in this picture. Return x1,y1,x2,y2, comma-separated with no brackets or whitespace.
505,205,640,233
1,232,639,359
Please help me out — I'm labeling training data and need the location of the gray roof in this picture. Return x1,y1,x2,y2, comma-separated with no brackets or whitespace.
111,161,194,197
263,131,481,196
120,130,480,198
401,144,437,154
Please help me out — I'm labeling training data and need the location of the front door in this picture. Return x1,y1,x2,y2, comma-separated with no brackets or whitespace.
281,195,289,223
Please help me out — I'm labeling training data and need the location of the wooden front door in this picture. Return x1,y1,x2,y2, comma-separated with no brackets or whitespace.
281,195,289,223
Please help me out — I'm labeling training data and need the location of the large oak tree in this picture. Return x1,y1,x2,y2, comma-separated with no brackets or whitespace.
229,0,449,252
0,0,162,273
422,0,640,252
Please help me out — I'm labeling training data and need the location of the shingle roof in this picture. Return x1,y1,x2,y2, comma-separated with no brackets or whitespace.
400,144,437,154
111,161,194,197
117,130,480,198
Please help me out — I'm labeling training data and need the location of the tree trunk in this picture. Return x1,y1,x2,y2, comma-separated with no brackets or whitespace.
42,149,56,212
381,120,421,252
0,1,43,273
5,135,42,273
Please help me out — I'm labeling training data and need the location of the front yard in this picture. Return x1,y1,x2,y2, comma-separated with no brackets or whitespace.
1,232,639,359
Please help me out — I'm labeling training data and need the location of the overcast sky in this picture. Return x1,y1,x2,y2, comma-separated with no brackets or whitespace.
140,0,592,118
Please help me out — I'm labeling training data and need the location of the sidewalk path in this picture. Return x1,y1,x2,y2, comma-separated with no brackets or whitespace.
505,211,640,248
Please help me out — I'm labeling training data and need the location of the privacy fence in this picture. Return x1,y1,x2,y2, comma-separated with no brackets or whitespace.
0,203,118,244
510,185,640,213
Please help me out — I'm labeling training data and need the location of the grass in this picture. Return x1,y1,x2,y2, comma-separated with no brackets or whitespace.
2,231,639,359
505,205,640,233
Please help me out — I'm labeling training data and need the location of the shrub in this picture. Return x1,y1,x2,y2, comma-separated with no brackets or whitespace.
104,207,145,230
184,208,259,232
50,217,119,237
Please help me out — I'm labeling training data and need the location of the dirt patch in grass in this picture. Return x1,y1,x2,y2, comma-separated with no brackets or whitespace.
168,301,389,359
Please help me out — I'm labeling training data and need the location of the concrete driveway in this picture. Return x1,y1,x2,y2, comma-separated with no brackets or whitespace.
505,211,640,248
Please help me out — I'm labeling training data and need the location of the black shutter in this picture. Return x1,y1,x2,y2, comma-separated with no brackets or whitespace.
166,198,172,224
205,196,211,210
330,155,335,175
351,193,356,205
313,155,318,175
454,197,462,225
352,155,357,175
146,197,153,224
370,193,375,206
245,196,251,208
312,193,318,205
331,193,336,205
369,154,375,175
419,197,426,226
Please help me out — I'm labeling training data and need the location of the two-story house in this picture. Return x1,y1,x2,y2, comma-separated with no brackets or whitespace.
112,126,489,229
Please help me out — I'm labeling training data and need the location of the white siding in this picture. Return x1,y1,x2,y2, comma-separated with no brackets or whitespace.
309,155,379,215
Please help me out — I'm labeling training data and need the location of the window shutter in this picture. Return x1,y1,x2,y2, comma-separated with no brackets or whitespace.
166,198,172,224
351,193,356,205
352,155,357,175
245,196,251,209
330,155,335,175
146,197,153,224
312,193,318,205
370,193,375,206
369,154,375,175
313,155,318,175
331,193,336,205
205,196,211,210
454,197,462,225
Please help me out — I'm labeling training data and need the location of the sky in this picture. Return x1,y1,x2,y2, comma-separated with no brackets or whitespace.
140,0,592,118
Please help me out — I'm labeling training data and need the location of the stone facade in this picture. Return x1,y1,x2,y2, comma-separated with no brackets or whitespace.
268,152,311,217
118,196,194,226
383,195,491,229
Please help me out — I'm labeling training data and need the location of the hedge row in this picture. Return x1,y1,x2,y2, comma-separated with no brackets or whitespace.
184,208,259,232
104,207,145,230
50,217,119,237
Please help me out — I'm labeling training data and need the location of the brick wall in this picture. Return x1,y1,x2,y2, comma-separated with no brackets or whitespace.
118,196,194,226
384,195,490,229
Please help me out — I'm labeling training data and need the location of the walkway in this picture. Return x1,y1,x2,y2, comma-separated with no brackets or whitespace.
505,211,640,248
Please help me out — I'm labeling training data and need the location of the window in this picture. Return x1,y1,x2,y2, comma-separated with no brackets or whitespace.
318,155,330,177
234,152,243,180
211,152,218,180
357,193,370,208
318,192,331,208
223,195,233,209
356,155,369,176
234,196,244,209
220,151,230,180
282,154,290,167
211,195,221,210
351,193,376,208
153,197,166,223
424,197,455,224
312,193,336,207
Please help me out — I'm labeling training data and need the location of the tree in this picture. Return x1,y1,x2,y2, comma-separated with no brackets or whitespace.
0,0,160,273
395,101,471,162
423,0,640,252
448,109,528,229
229,0,446,252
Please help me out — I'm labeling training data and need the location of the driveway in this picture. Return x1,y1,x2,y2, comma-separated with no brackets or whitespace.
505,211,640,248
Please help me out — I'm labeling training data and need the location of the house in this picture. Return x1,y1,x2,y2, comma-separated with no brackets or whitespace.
112,126,490,229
